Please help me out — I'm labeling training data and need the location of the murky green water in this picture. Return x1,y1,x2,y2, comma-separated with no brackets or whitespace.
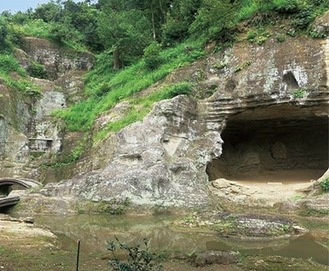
34,214,329,266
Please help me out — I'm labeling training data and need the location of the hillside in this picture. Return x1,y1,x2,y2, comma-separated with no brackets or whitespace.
0,0,328,213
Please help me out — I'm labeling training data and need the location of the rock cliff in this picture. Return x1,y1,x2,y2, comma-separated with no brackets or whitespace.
0,37,94,179
2,16,329,212
40,33,328,209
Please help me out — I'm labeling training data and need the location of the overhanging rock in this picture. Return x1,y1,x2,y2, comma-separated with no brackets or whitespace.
41,36,329,208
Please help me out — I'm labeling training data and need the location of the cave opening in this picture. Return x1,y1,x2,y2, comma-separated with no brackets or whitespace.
207,106,328,184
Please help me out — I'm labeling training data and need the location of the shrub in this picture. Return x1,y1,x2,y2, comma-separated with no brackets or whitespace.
0,54,24,74
274,0,300,14
291,7,313,30
143,42,162,70
13,19,53,38
27,61,48,79
189,0,235,41
0,19,8,50
99,198,131,215
161,16,188,47
320,178,329,192
292,88,306,98
107,237,163,271
247,28,271,45
276,34,286,42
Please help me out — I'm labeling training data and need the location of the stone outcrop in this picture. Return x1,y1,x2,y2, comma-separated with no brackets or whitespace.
37,34,328,210
18,37,94,80
42,95,219,207
0,37,94,179
191,250,239,267
311,10,329,38
1,21,328,212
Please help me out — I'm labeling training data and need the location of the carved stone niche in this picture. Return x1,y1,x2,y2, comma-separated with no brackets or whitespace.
28,138,53,152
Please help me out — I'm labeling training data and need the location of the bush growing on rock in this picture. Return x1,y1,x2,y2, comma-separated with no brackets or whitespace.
320,178,329,192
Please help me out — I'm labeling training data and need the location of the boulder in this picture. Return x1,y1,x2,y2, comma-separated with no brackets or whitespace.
192,250,240,267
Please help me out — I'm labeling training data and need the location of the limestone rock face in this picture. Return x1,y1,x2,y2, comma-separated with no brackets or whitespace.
19,37,94,80
41,35,328,208
46,95,220,206
3,31,328,210
0,38,94,178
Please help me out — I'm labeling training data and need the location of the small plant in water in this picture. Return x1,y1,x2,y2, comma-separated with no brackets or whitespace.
107,236,163,271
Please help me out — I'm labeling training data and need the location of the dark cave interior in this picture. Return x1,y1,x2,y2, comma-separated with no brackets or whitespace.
207,105,328,183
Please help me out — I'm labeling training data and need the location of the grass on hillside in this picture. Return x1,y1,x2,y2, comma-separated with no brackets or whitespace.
11,19,52,39
54,39,205,140
0,53,39,95
10,19,87,51
54,0,329,141
237,0,329,22
2,0,327,141
94,81,194,141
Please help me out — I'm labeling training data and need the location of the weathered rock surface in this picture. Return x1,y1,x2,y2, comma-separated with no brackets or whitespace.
1,29,328,212
191,250,240,267
212,213,307,238
18,37,94,80
40,95,218,207
36,34,328,210
0,37,94,179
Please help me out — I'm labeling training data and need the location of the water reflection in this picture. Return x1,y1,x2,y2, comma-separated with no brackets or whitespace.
273,234,329,265
35,215,329,265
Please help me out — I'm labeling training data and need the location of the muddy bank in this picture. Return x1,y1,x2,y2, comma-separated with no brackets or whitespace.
0,212,328,271
0,214,55,246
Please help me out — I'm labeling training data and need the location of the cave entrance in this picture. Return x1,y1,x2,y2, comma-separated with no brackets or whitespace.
207,105,328,184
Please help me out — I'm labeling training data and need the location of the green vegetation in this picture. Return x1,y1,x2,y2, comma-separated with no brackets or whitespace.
143,42,162,70
12,19,53,39
0,0,328,139
26,61,48,79
76,198,131,214
54,40,202,136
320,178,329,192
42,137,86,168
237,0,329,25
292,88,307,98
234,60,252,73
300,207,329,217
107,236,163,271
0,53,39,95
247,28,271,44
276,33,286,42
0,242,105,271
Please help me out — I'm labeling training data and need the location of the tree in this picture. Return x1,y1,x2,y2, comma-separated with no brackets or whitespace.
98,2,152,69
162,0,202,46
146,0,171,40
0,18,8,50
189,0,235,41
62,0,103,51
33,1,62,22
